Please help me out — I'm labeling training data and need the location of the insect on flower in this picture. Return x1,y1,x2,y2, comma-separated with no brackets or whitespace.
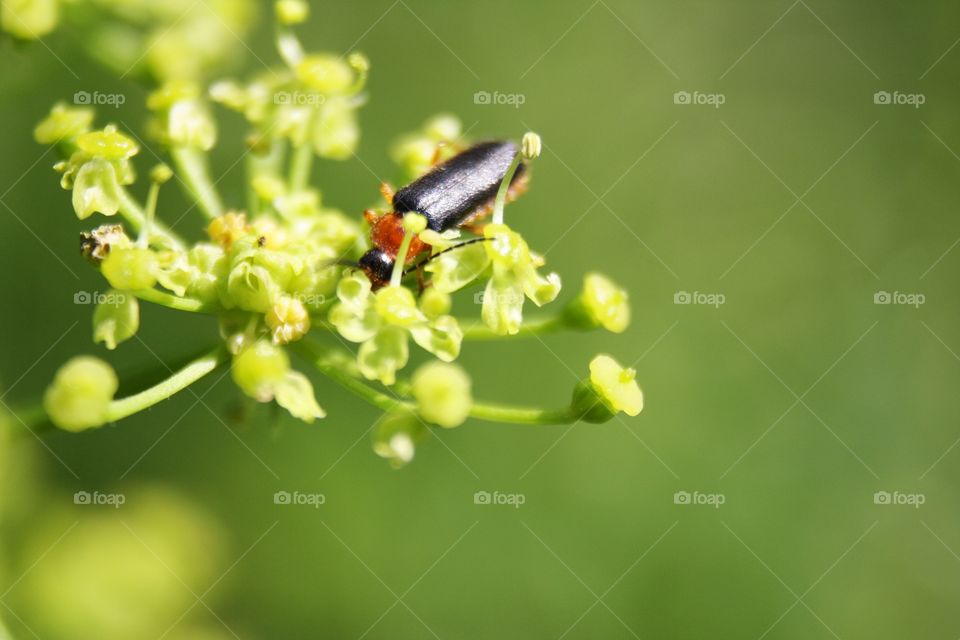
359,140,529,287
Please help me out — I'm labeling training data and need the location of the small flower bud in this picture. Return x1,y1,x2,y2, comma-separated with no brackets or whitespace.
101,246,159,291
372,412,427,468
374,286,423,327
412,362,472,428
418,287,451,319
209,80,248,111
295,54,354,94
226,261,280,313
424,114,461,141
571,355,644,423
34,103,94,144
147,81,200,111
565,272,630,333
347,52,370,75
231,340,290,402
522,132,542,160
252,175,287,203
93,290,139,350
150,164,174,184
166,100,217,150
2,0,58,39
402,212,428,234
266,296,310,345
311,97,359,159
275,0,309,25
43,356,118,432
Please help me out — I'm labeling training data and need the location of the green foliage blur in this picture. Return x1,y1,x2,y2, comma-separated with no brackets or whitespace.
2,0,960,637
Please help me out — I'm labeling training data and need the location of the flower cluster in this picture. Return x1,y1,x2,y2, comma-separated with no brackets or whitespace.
3,0,256,81
32,0,644,466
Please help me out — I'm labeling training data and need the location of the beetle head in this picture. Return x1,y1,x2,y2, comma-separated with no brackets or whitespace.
358,248,394,288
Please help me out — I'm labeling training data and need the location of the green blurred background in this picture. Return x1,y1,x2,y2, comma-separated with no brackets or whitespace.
2,0,960,637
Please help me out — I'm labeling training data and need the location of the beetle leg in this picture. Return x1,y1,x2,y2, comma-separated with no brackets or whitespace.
363,209,379,227
416,265,429,295
379,182,395,205
461,221,487,235
429,143,446,167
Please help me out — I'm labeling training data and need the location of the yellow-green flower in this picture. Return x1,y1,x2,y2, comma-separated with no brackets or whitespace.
266,296,310,345
372,412,427,468
390,114,464,178
34,103,94,145
295,54,354,94
43,356,118,431
329,272,462,385
231,340,324,422
412,362,472,428
101,247,159,291
1,0,58,39
571,354,643,423
481,223,561,335
76,127,139,161
569,272,630,333
93,291,140,350
276,0,309,25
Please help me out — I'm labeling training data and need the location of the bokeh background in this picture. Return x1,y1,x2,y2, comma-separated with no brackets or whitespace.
2,0,960,638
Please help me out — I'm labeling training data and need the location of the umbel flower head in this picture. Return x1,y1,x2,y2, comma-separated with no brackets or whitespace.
28,0,645,467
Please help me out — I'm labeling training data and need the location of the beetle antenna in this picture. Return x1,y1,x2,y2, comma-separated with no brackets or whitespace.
403,237,491,275
322,258,360,269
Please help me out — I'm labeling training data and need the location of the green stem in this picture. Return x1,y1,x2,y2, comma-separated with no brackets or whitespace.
116,189,185,251
295,340,579,426
492,151,523,225
131,288,214,313
247,138,287,215
390,229,416,287
469,402,578,425
294,341,412,412
105,347,227,422
288,140,314,192
461,315,567,340
138,180,160,247
171,147,224,220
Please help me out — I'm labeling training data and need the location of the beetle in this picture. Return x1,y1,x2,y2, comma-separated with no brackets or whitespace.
359,140,528,287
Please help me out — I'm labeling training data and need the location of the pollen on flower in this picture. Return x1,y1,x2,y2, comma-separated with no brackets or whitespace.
207,212,249,248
